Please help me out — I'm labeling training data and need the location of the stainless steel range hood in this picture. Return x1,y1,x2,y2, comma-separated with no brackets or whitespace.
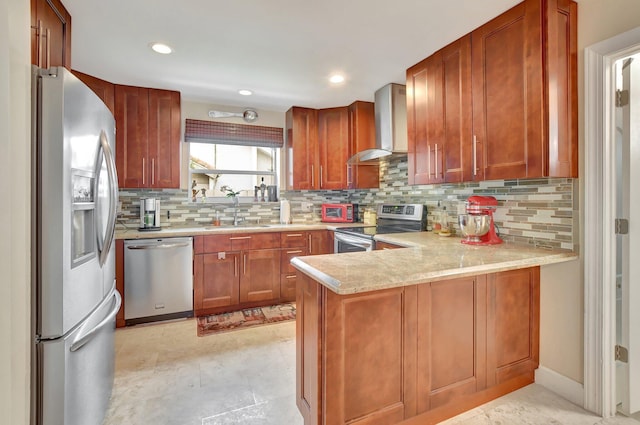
348,83,408,163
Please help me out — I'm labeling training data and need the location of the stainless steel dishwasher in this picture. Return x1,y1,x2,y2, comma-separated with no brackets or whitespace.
124,237,193,325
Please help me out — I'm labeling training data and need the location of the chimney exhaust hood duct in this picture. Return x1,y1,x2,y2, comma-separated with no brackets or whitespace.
348,83,408,163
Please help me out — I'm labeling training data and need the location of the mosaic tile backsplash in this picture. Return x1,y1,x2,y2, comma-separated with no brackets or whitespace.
118,155,578,251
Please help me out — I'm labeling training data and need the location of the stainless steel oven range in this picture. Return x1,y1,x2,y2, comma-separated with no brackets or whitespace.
333,204,427,253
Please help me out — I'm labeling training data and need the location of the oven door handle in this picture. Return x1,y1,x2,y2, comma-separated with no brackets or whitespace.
335,233,373,250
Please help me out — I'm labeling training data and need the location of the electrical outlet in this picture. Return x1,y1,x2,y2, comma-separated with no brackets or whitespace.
301,202,313,212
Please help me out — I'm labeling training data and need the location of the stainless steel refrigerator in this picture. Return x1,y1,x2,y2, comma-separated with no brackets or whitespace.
31,66,121,425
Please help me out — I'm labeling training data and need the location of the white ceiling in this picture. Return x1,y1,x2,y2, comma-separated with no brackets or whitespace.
63,0,522,112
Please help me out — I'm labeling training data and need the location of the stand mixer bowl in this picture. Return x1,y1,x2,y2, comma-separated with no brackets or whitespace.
458,214,491,242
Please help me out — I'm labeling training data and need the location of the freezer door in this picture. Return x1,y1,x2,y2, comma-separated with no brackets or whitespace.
36,287,121,425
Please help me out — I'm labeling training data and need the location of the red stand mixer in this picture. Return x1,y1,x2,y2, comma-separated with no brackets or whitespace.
459,195,503,245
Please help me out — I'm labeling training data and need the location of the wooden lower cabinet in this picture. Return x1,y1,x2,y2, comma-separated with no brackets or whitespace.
296,266,540,425
194,251,240,311
417,275,486,413
240,248,281,302
308,230,333,255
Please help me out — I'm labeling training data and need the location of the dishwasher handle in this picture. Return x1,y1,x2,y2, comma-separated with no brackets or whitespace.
126,242,191,250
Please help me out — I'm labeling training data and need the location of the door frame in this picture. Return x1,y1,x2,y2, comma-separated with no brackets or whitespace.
584,26,640,417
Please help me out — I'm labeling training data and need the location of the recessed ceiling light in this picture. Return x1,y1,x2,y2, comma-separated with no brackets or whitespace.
150,42,173,54
238,89,253,96
329,74,345,84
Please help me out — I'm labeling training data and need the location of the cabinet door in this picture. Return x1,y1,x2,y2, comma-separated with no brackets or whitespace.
115,85,149,188
441,36,473,183
308,230,333,255
148,89,181,188
31,0,71,69
323,285,417,423
286,107,318,190
193,252,240,313
486,267,539,386
240,248,281,302
407,55,442,185
416,276,487,413
348,101,379,189
471,0,543,180
72,70,115,115
318,107,349,190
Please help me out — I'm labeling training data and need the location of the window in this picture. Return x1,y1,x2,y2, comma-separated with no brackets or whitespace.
185,119,283,201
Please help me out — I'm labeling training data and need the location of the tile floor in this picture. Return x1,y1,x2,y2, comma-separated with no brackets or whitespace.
103,318,640,425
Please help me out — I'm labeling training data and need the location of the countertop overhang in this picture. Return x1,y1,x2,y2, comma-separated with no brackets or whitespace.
291,232,578,295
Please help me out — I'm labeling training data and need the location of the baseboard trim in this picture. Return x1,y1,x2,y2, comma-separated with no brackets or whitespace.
535,366,584,408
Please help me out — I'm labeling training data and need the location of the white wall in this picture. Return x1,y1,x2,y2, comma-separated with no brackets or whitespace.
0,0,31,424
537,0,640,388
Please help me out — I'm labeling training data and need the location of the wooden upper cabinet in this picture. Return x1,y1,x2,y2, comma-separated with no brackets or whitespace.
471,0,577,180
285,102,378,191
148,89,181,188
318,107,349,190
441,37,473,183
115,85,181,189
72,70,115,115
407,0,577,184
407,53,444,185
285,107,318,190
348,101,379,189
31,0,71,69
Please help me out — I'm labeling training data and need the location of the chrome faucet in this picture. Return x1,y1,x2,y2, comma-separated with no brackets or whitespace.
231,196,243,226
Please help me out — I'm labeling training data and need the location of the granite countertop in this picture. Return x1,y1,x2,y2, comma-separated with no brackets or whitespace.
291,232,578,295
115,222,367,239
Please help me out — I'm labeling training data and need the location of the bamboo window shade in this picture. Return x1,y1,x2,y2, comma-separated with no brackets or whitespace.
184,119,283,148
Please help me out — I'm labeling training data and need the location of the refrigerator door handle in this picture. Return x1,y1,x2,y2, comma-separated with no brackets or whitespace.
96,130,119,267
70,288,121,352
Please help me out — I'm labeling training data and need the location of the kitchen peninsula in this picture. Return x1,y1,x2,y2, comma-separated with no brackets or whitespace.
291,234,577,425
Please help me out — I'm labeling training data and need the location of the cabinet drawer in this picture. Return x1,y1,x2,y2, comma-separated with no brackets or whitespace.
281,247,308,273
202,234,232,253
231,232,281,250
281,231,308,248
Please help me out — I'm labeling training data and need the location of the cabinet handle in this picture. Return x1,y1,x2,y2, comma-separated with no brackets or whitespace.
286,274,297,279
346,164,352,188
34,20,43,67
427,145,432,177
285,233,303,237
287,250,303,255
320,166,323,189
435,144,439,178
473,135,478,177
151,158,155,185
234,256,238,277
308,234,312,253
45,28,51,68
243,254,247,275
311,165,314,188
230,236,251,240
142,157,146,185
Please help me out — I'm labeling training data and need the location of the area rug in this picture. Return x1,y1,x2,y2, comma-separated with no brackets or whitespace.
197,303,296,337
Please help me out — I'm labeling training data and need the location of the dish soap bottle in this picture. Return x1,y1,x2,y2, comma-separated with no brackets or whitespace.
433,201,442,234
439,206,451,236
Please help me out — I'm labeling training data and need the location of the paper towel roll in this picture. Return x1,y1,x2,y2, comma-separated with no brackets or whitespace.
280,199,291,224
